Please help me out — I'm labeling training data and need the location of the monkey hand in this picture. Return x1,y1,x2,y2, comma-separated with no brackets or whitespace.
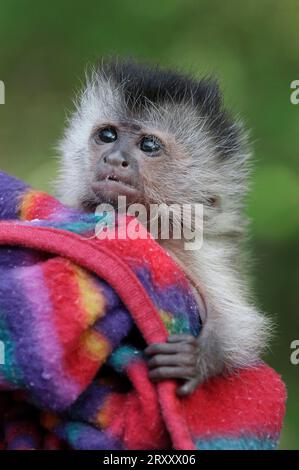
144,334,200,396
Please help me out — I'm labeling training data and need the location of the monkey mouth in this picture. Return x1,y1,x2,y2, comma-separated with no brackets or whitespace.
105,175,132,187
91,175,140,203
107,175,120,182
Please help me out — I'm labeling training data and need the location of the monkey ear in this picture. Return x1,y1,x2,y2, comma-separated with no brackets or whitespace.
207,196,220,208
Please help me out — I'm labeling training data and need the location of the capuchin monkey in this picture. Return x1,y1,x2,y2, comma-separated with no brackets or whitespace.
56,58,271,396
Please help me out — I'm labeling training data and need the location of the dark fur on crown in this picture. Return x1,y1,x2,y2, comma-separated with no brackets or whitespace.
98,57,243,159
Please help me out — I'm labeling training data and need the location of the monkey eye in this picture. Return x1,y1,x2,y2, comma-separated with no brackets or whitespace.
95,127,118,144
139,135,163,155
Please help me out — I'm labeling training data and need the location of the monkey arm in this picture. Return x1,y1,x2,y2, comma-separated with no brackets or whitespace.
153,238,272,396
144,286,270,396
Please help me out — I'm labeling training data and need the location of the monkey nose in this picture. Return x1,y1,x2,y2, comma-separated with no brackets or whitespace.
103,152,129,168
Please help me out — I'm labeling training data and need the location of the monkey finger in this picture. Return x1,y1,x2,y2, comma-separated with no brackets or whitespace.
167,334,198,345
147,353,197,369
176,377,201,397
148,366,197,381
145,343,183,356
145,342,196,357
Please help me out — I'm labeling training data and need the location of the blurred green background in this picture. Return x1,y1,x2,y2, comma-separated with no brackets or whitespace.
0,0,298,449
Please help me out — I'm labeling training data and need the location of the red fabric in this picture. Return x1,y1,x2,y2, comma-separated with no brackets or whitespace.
0,222,287,450
0,222,192,448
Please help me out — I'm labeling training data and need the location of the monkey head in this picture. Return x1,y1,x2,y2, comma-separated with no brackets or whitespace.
58,59,250,238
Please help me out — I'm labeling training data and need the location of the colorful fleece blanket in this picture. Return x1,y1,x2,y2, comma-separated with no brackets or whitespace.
0,171,286,450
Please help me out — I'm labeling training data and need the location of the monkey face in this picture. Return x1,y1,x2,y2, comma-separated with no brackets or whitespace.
89,123,143,207
82,120,182,211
